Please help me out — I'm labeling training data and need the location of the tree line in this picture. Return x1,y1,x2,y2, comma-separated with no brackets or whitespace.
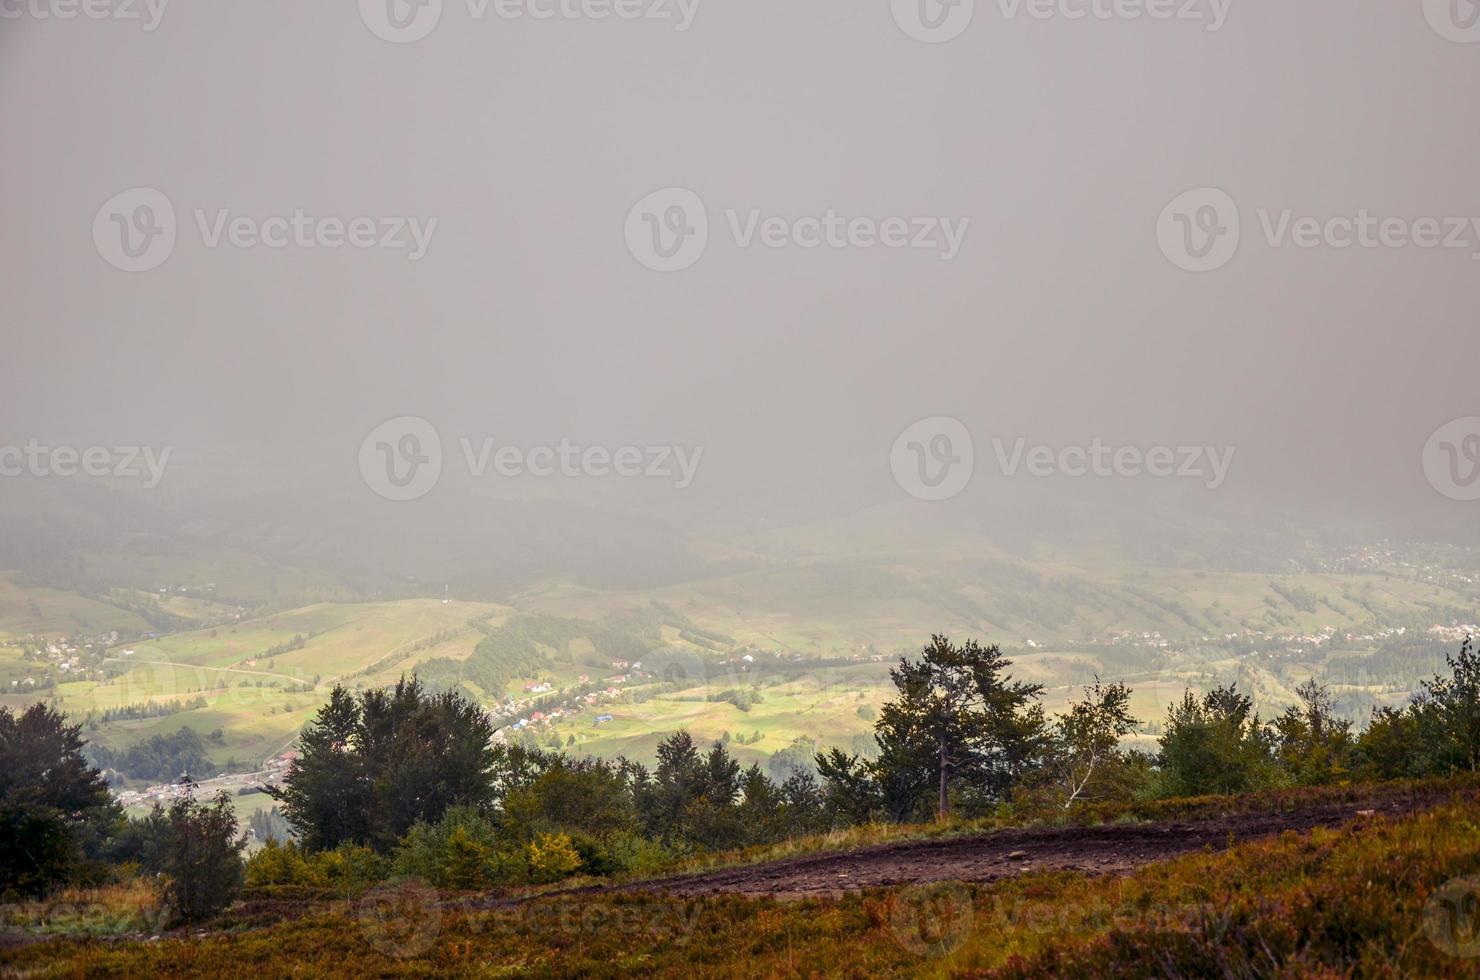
87,725,221,785
818,635,1480,823
261,637,1480,886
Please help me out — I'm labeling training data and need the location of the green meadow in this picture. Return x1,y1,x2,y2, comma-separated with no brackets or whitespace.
0,572,156,642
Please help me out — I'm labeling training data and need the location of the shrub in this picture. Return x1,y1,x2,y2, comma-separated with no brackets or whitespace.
441,826,494,890
310,843,387,891
245,840,387,893
154,791,247,924
564,830,624,878
527,832,581,883
501,760,638,843
1154,685,1283,798
393,805,507,889
600,832,671,878
245,839,309,888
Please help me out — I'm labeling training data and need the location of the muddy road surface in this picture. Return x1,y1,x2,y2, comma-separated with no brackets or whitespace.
621,785,1458,899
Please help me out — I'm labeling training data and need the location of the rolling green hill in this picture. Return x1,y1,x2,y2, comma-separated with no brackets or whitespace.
2,526,1475,781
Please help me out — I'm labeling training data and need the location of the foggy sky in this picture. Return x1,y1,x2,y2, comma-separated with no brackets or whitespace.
2,1,1478,539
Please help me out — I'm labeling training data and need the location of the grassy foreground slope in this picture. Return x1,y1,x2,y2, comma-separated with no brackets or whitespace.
7,789,1479,978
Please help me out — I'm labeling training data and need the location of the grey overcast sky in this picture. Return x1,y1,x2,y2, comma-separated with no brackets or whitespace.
2,1,1478,534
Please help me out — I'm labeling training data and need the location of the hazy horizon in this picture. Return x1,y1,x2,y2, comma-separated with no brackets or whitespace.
4,1,1480,555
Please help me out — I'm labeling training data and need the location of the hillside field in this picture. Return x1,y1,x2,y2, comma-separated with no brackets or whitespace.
1,542,1474,778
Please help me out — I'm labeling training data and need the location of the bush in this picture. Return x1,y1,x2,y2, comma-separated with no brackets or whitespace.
527,832,582,883
245,839,308,888
312,843,387,890
393,806,512,889
441,826,494,890
1154,686,1283,798
245,840,386,893
600,832,672,879
563,830,625,878
154,791,247,924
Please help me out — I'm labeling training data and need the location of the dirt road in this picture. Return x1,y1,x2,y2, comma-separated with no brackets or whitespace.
622,785,1458,900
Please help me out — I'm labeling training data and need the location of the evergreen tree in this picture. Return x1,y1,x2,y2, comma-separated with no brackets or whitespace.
1271,680,1354,785
1156,685,1279,797
686,742,744,849
644,730,703,842
814,748,881,826
0,703,117,895
1355,706,1423,780
871,636,1047,820
1411,636,1480,775
273,678,497,851
270,686,367,850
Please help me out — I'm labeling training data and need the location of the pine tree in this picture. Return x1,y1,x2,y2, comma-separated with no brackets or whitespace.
0,703,117,894
871,636,1047,821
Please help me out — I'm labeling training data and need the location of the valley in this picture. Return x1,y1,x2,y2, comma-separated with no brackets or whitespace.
2,532,1475,821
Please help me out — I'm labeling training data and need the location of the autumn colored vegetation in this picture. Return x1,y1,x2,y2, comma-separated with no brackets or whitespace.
3,786,1477,977
4,636,1480,976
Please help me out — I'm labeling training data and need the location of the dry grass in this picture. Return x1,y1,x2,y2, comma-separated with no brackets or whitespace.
6,787,1480,977
0,879,164,939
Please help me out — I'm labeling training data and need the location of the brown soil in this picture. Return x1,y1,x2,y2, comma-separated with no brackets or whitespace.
617,784,1462,900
